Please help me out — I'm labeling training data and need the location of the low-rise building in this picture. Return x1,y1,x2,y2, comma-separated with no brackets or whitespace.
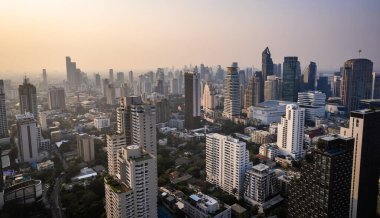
182,192,231,218
259,143,279,161
251,130,276,144
37,160,54,171
247,100,294,125
94,116,110,131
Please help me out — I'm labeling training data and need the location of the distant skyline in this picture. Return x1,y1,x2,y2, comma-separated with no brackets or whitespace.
1,0,380,77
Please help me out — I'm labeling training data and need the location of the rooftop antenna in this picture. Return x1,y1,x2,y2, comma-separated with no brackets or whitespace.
358,49,362,58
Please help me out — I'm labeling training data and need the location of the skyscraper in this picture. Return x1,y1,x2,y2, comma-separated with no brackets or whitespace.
282,57,301,102
277,104,305,159
288,135,354,217
131,104,157,155
109,69,114,84
223,62,241,118
48,87,65,110
316,76,331,97
95,73,101,90
206,133,252,200
264,75,281,101
77,133,95,163
19,78,38,120
302,61,316,91
202,83,217,112
0,80,8,141
116,96,143,144
340,59,373,112
16,113,39,163
106,134,127,176
262,47,274,81
332,75,341,97
340,109,380,218
128,71,134,84
184,72,201,129
297,91,326,122
102,78,109,97
244,71,262,109
372,72,380,99
66,56,81,89
42,69,48,90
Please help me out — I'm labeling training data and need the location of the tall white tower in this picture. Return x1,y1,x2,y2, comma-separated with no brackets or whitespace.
16,113,39,163
223,62,241,118
277,104,305,159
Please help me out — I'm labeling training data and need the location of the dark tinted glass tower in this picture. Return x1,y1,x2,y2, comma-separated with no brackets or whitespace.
340,59,373,112
18,78,38,120
317,76,331,98
262,47,274,81
282,57,300,102
288,135,354,218
302,61,316,91
244,71,262,108
184,72,201,129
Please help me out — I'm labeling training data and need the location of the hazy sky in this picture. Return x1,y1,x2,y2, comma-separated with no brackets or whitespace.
0,0,379,77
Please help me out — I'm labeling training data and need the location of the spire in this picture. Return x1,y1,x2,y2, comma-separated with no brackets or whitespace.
263,47,271,55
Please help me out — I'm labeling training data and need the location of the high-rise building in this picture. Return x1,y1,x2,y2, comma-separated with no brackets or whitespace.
223,62,241,118
66,56,81,89
273,63,282,78
170,78,179,95
302,62,316,91
77,134,95,163
106,134,127,176
16,113,39,163
202,83,217,112
245,71,262,109
277,104,305,159
105,145,157,218
48,87,65,110
316,76,331,97
206,133,252,200
340,109,380,218
282,57,301,102
288,135,354,217
109,69,114,84
244,164,279,206
116,96,143,144
332,75,341,97
297,91,326,122
102,78,109,97
128,71,134,84
262,47,274,81
42,69,48,90
116,72,124,84
155,99,170,124
131,104,157,155
0,80,8,141
372,72,380,99
340,59,373,112
66,56,74,85
106,84,116,105
264,76,281,101
155,79,164,95
95,73,101,90
184,72,201,129
18,78,38,120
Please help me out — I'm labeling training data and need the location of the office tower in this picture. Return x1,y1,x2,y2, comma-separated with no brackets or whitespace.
42,69,48,90
106,84,116,105
119,83,128,98
277,104,305,159
16,113,39,163
77,133,95,162
109,69,114,84
223,62,241,118
66,56,82,89
316,76,331,97
244,164,279,206
273,63,282,78
18,78,38,120
372,72,380,99
0,81,8,140
282,57,301,102
297,91,326,122
105,145,157,218
102,78,109,97
184,72,201,129
244,71,262,109
332,75,341,97
95,73,101,89
288,135,354,217
340,109,380,218
206,133,252,200
264,76,281,101
170,78,179,95
66,56,74,85
178,71,184,94
106,134,127,176
116,96,142,143
48,87,65,110
155,79,164,95
128,71,134,84
156,68,165,82
262,47,274,81
131,104,157,155
155,99,170,124
116,72,124,83
302,61,316,91
39,112,47,131
202,83,216,112
215,65,225,82
341,59,373,112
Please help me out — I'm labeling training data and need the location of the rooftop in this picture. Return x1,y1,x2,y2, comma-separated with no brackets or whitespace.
105,175,131,193
252,163,270,172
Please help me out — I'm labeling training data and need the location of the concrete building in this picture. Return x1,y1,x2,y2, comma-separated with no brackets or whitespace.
302,61,316,91
155,99,170,124
372,72,380,99
288,135,354,217
116,96,143,143
332,75,341,97
106,134,127,176
277,104,305,160
18,78,38,120
202,83,217,112
245,72,263,109
251,130,276,144
170,78,179,95
246,100,294,125
264,76,281,101
0,80,9,143
94,116,110,131
206,133,252,200
105,145,157,218
340,59,373,112
223,62,241,118
259,143,279,161
182,192,231,218
77,133,95,162
340,109,380,218
297,91,326,122
16,113,39,163
184,72,201,129
48,87,65,110
131,104,157,155
106,84,116,105
244,164,279,206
